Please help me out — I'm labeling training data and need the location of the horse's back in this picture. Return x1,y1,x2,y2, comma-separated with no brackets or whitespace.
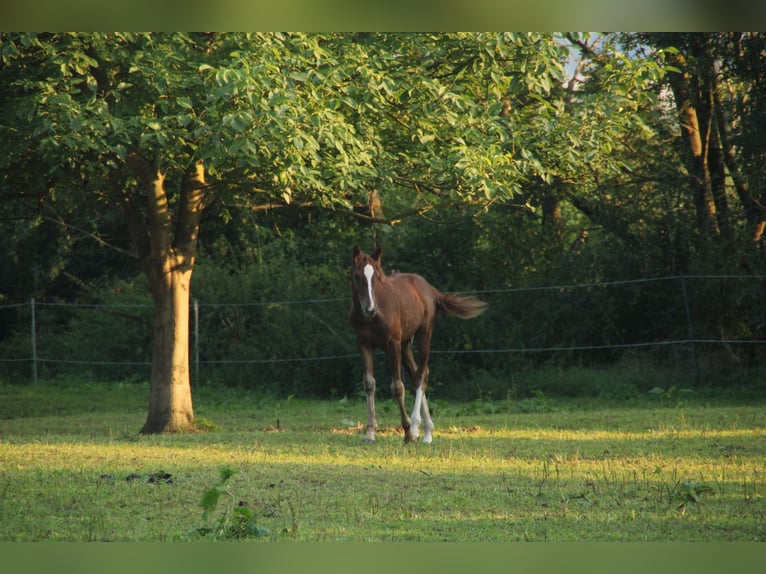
389,272,439,301
388,273,439,326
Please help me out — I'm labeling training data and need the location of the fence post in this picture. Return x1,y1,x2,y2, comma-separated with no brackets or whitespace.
30,298,38,385
193,298,199,386
678,275,701,385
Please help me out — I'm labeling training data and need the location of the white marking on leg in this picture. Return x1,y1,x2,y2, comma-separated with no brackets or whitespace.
410,387,424,441
363,264,375,315
421,392,434,444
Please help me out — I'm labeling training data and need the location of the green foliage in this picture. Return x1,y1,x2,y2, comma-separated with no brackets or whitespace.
2,33,766,401
648,385,696,408
189,466,270,540
675,481,716,512
1,276,153,382
651,465,716,513
190,226,357,397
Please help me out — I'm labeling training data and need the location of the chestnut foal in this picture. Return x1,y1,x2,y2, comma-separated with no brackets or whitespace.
348,245,486,443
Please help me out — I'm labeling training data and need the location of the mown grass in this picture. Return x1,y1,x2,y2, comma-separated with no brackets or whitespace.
0,380,764,541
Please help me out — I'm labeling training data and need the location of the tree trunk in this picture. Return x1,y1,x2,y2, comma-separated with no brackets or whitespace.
123,154,207,434
666,50,720,238
141,260,195,434
712,84,766,243
708,119,732,240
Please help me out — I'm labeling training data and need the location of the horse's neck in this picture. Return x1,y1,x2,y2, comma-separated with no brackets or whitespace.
374,272,405,307
374,270,390,289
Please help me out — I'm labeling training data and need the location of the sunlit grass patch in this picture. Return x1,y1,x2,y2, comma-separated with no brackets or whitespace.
0,383,764,541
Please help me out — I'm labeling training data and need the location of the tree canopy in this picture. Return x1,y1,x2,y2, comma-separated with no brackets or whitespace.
2,33,765,426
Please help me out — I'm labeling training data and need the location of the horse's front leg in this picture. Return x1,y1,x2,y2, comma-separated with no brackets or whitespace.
360,346,377,443
389,341,415,443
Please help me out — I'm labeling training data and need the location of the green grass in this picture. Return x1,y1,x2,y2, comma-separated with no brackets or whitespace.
0,381,764,541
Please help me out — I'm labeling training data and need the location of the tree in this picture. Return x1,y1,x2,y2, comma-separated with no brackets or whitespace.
626,33,766,246
1,33,670,430
1,32,387,432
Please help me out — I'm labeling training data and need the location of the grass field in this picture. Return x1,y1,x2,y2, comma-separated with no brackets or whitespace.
0,380,764,542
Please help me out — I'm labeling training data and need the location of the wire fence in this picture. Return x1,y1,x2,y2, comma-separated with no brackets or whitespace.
1,274,765,391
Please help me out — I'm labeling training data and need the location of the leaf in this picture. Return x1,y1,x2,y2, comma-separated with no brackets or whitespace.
234,505,254,520
680,481,714,503
417,132,435,145
200,487,221,516
229,113,250,133
247,523,270,537
177,96,193,110
219,466,237,484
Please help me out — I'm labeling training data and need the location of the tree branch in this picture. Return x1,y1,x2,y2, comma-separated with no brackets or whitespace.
42,214,136,259
110,167,150,269
174,159,209,269
126,152,171,264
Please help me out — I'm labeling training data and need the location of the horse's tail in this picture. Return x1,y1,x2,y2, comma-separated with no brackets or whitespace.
437,292,487,319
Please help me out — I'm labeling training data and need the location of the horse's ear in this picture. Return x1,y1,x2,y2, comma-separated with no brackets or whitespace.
373,243,382,261
352,244,361,260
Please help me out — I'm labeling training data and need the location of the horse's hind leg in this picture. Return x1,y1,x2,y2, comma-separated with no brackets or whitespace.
389,342,415,443
419,391,434,444
409,329,435,443
410,383,434,443
403,340,424,441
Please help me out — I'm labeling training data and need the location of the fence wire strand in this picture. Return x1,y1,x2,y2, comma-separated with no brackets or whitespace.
1,274,764,374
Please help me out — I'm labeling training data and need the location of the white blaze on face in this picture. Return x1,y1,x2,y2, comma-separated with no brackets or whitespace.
363,263,376,314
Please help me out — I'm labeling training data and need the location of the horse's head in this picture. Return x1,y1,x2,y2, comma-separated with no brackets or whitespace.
351,244,383,318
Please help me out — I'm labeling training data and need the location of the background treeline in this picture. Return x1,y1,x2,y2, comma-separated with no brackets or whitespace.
2,204,764,400
1,33,765,400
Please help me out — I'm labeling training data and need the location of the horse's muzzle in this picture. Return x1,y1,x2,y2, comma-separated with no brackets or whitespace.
362,305,377,318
